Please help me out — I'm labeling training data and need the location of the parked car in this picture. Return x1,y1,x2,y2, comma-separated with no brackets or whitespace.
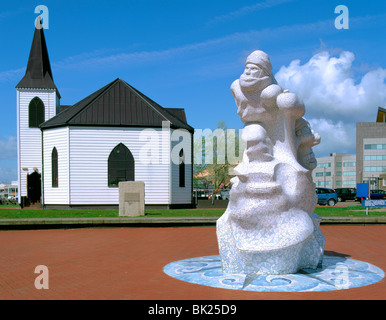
335,187,357,202
315,188,338,206
370,189,386,199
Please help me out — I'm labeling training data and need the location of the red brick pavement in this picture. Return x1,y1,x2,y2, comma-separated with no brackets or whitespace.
0,225,385,300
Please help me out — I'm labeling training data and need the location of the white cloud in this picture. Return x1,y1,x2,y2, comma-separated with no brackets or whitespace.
0,67,24,83
275,50,386,157
307,118,355,158
276,51,386,121
206,0,295,25
53,19,333,72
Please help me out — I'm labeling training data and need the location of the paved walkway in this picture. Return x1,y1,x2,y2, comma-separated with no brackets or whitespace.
0,225,384,300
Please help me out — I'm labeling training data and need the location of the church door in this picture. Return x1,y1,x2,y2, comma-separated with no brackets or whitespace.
27,171,41,203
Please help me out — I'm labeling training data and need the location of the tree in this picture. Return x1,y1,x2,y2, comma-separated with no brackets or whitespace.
193,121,245,190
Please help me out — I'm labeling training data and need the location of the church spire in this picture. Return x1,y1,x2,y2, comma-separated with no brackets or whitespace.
16,19,60,98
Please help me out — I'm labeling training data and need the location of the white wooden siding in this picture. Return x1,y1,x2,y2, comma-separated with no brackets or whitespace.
68,127,171,205
42,127,69,204
170,129,193,204
17,89,58,197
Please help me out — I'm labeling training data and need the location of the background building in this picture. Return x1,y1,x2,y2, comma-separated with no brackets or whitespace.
356,107,386,190
312,153,356,189
314,107,386,191
0,181,18,203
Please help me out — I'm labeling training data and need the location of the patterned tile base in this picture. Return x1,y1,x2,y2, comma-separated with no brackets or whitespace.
163,255,384,292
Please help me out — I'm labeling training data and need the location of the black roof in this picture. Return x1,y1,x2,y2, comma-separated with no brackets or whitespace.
16,23,60,98
40,78,193,132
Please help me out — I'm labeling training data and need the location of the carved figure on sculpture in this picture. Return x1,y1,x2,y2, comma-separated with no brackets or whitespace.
217,50,325,275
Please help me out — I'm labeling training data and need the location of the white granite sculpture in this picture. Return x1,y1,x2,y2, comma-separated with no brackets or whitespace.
217,50,325,275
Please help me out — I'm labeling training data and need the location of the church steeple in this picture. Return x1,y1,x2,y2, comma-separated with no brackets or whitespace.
16,21,60,98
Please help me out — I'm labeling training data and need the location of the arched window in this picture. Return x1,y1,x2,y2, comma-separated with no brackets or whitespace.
52,147,58,188
29,97,45,128
179,149,185,188
108,143,135,187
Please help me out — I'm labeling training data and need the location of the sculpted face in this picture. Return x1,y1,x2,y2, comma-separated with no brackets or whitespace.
295,118,320,171
239,63,271,92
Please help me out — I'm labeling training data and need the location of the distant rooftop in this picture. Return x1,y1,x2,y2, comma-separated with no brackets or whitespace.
376,107,386,123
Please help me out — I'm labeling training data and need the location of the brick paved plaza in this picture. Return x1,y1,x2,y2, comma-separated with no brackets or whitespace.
0,225,385,300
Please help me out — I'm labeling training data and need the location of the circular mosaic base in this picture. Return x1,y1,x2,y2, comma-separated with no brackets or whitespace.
163,255,384,292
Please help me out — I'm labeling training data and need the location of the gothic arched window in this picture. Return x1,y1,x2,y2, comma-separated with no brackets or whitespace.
179,149,185,188
108,143,135,187
52,147,58,188
29,97,45,128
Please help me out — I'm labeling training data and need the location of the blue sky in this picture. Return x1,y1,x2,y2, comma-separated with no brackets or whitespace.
0,0,385,182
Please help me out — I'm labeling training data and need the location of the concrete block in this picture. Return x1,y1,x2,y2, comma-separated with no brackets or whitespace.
119,181,145,216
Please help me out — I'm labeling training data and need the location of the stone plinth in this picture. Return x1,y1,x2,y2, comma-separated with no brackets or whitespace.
119,181,145,216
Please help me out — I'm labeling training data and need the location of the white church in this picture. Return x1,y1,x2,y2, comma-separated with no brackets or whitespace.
16,25,194,209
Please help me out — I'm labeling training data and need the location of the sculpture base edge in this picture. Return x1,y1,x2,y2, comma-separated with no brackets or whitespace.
217,211,325,275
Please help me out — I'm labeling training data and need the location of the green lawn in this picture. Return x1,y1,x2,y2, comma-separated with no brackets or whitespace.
0,204,384,219
314,205,384,217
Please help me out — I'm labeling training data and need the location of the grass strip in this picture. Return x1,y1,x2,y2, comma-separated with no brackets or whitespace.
0,204,384,219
